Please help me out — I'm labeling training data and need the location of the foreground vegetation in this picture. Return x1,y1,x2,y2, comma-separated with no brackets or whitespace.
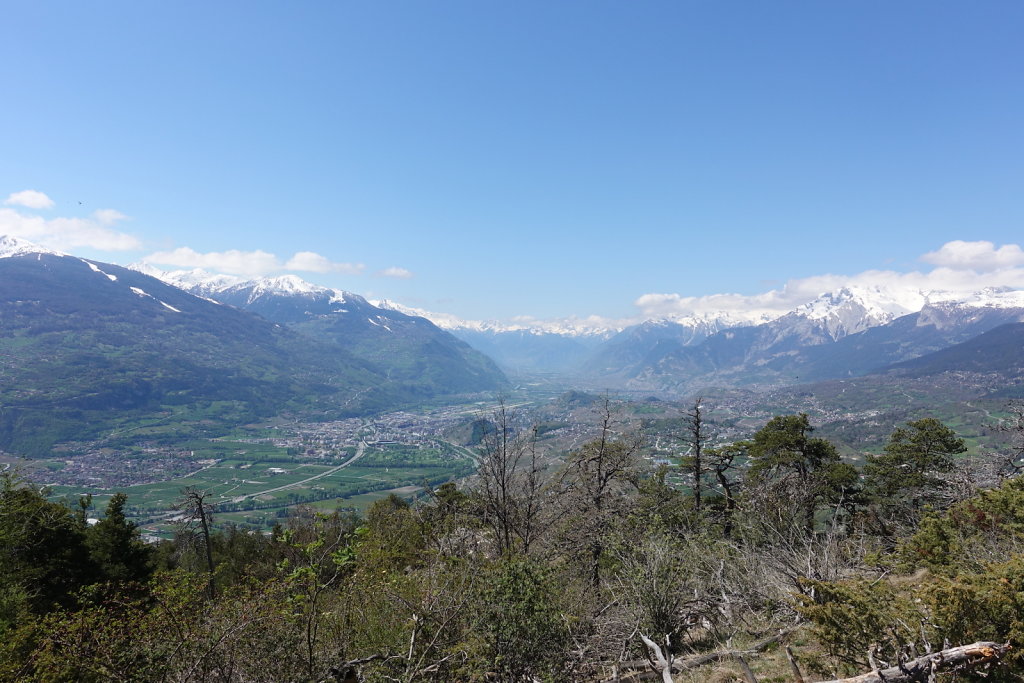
2,400,1023,681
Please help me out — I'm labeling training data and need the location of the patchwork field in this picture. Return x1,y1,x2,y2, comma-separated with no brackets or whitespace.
44,438,476,538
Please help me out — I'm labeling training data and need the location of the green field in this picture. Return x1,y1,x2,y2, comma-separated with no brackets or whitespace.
47,439,476,537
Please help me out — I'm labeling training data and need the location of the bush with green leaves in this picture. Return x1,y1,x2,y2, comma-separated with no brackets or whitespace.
464,557,569,682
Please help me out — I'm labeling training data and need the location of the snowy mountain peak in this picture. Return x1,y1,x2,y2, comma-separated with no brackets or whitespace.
796,286,919,326
925,287,1024,310
129,264,242,297
0,235,64,259
244,274,331,298
374,300,623,337
664,310,775,330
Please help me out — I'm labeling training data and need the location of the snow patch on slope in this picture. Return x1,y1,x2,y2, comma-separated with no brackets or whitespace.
85,260,118,281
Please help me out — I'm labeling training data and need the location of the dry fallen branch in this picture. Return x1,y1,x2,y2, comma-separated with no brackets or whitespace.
819,641,1011,683
612,628,796,681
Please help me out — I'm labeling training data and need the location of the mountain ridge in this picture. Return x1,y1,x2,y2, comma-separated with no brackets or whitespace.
133,262,509,395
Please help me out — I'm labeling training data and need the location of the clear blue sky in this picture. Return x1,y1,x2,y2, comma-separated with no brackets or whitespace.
2,1,1023,320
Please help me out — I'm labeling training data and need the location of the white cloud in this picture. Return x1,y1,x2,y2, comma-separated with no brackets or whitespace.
0,207,141,251
4,189,55,209
144,247,282,277
145,246,366,278
634,241,1024,320
92,208,129,226
921,240,1024,271
285,251,364,275
377,266,414,279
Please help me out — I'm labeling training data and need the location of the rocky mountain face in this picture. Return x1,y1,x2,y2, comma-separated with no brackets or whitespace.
579,287,1024,394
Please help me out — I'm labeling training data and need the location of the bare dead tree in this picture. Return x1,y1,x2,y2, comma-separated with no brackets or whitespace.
475,401,550,556
517,426,548,554
994,400,1024,478
179,486,217,598
681,397,707,515
560,398,643,587
384,562,477,682
614,535,721,676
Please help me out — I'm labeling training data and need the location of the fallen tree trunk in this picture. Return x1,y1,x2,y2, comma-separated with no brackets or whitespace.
819,642,1011,683
611,628,795,681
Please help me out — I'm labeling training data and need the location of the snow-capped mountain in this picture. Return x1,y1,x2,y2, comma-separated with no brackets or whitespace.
375,299,622,337
128,251,1024,385
132,264,509,393
130,264,241,299
0,235,65,259
372,300,625,372
381,283,1024,376
0,239,431,455
785,286,920,340
373,301,776,373
590,284,1024,394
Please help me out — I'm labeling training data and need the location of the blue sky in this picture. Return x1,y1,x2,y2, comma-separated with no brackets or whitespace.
3,1,1024,322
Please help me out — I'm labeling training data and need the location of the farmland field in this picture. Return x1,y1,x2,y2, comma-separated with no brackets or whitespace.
45,438,476,538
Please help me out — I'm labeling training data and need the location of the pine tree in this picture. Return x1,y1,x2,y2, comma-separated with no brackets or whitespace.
864,418,965,511
85,492,153,584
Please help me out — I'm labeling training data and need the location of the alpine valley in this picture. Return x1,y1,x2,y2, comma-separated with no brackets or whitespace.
0,236,507,457
5,234,1024,462
6,233,1024,682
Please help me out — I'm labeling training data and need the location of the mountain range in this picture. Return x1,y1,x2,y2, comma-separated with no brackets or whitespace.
134,265,507,396
4,233,1024,455
0,237,506,456
578,287,1024,394
369,283,1024,393
134,258,1024,395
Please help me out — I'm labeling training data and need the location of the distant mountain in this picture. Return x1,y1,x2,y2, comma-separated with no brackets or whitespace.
582,313,760,378
584,286,1024,394
132,254,1024,396
880,322,1024,380
0,238,405,456
376,300,619,373
438,328,603,374
784,293,1024,382
138,267,508,395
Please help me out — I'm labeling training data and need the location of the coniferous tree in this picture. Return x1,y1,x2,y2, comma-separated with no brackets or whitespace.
747,414,854,532
86,492,153,584
0,473,97,614
864,418,966,515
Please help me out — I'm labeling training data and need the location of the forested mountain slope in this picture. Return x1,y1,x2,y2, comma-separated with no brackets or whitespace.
142,269,509,395
0,247,403,455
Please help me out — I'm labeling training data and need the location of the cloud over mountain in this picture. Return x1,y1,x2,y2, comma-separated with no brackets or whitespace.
377,266,414,279
145,245,363,277
921,240,1024,271
634,241,1024,321
0,198,140,252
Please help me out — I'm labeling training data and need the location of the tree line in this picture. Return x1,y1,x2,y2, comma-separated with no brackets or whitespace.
1,398,1023,681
